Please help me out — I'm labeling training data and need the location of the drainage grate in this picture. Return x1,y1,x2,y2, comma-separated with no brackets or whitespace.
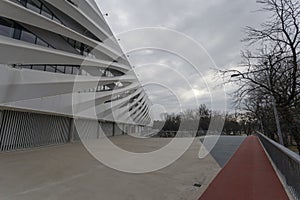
193,183,202,187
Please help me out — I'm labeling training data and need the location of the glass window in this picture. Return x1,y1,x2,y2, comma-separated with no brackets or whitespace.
20,65,32,69
65,66,73,74
32,65,46,71
18,0,64,26
27,0,42,14
20,30,36,44
14,64,85,74
0,24,14,38
46,65,56,72
0,18,14,38
28,0,42,9
48,44,55,48
0,17,13,27
73,67,80,75
0,17,55,49
36,38,48,47
19,0,27,6
66,0,77,7
53,16,62,24
74,41,82,50
41,4,51,14
68,39,76,47
83,51,88,56
41,10,52,19
56,65,65,73
13,25,22,40
41,5,52,19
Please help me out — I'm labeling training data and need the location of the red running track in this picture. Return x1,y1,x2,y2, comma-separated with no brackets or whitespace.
199,136,289,200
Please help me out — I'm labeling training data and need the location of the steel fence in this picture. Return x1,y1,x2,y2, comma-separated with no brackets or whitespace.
257,132,300,200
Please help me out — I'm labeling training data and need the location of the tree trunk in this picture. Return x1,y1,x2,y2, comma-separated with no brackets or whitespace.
279,107,300,155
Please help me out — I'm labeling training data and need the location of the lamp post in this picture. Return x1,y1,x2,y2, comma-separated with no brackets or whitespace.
231,70,284,145
264,62,284,145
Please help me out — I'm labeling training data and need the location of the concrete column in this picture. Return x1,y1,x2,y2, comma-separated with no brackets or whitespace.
122,124,125,135
97,120,100,139
68,118,75,143
112,122,115,136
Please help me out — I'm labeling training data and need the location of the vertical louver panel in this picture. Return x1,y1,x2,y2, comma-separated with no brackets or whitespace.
0,110,71,151
74,118,99,140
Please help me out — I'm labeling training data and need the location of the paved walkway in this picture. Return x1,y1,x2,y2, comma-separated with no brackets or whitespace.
0,135,251,200
199,136,289,200
0,136,221,200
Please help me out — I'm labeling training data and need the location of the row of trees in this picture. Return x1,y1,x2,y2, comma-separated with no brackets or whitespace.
153,104,251,136
222,0,300,153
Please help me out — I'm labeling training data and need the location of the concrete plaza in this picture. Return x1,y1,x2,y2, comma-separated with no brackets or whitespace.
0,136,245,200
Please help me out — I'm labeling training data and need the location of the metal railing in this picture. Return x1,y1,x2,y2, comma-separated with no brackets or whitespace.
257,132,300,200
154,130,208,138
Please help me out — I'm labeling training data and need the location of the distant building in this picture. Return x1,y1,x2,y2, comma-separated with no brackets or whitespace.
0,0,151,151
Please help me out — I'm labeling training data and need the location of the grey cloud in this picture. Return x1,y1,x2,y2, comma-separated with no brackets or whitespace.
96,0,266,119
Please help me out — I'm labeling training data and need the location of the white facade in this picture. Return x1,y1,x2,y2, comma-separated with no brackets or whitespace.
0,0,152,150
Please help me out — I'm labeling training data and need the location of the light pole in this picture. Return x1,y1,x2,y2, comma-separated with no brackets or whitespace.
264,62,284,145
231,70,284,145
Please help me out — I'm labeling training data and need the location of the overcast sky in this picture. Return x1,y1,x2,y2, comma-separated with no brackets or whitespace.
96,0,267,120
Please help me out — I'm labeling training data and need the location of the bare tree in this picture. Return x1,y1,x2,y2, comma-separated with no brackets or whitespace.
222,0,300,153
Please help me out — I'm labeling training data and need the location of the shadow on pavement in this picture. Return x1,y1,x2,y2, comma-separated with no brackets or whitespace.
200,136,246,168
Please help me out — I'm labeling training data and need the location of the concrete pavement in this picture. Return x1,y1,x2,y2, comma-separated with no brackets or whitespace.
200,136,245,167
0,136,245,200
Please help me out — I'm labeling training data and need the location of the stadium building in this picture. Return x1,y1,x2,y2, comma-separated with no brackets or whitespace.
0,0,152,151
